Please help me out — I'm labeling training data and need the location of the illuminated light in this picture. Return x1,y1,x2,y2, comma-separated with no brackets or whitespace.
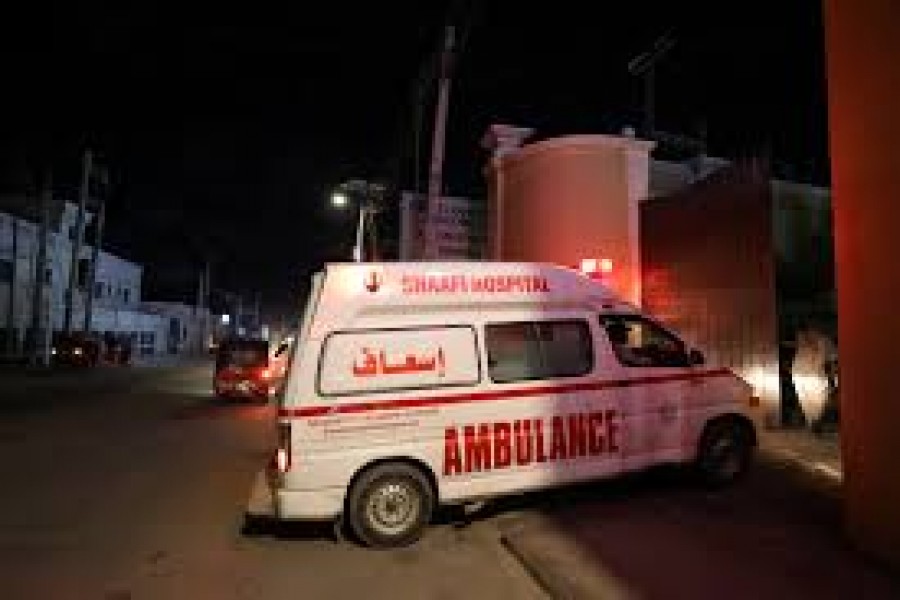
599,258,614,275
275,448,290,473
221,314,231,325
580,258,599,274
274,422,292,473
331,192,348,208
73,347,83,356
745,366,780,399
260,368,271,380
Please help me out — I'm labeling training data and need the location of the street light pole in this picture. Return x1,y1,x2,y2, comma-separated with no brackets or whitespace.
353,206,366,262
331,180,385,263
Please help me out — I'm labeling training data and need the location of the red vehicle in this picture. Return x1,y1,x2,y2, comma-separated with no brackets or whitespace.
213,339,275,401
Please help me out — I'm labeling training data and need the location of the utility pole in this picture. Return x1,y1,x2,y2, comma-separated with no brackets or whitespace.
83,173,106,333
29,168,52,366
236,293,243,337
627,33,676,138
6,215,18,355
424,25,455,260
253,292,261,335
64,148,92,332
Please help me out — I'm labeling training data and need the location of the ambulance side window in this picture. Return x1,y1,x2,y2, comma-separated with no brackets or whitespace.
485,320,593,383
600,315,689,368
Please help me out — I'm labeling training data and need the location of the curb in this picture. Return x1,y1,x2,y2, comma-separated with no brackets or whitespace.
500,526,637,600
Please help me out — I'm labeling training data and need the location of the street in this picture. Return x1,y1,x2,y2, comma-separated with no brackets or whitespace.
0,364,542,600
1,364,898,599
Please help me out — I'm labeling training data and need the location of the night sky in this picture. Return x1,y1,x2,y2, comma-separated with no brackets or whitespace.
1,1,827,320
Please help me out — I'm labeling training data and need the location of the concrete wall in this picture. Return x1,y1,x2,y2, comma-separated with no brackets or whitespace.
824,0,900,568
485,134,654,305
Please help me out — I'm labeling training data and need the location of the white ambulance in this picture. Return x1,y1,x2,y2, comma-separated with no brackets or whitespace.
261,262,758,547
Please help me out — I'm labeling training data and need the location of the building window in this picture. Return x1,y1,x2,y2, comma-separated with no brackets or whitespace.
485,320,593,383
123,288,130,303
106,283,112,296
0,259,12,283
44,268,52,284
77,258,90,288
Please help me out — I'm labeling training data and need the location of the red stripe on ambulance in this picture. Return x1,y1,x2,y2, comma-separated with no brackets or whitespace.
279,368,731,419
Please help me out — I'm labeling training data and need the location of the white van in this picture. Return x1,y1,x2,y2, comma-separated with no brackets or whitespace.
258,262,758,547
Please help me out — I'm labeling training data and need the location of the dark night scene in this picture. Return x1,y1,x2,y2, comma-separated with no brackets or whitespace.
1,1,899,598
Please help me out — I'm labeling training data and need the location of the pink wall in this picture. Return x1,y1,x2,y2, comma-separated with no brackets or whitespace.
486,135,652,304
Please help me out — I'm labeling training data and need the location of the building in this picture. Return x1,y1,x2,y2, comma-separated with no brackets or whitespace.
140,301,211,356
482,126,836,426
483,127,655,305
1,195,207,361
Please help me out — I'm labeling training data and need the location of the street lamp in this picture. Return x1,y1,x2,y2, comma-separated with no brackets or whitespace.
330,192,348,209
329,179,386,263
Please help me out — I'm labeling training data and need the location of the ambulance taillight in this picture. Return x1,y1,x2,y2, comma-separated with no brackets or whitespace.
274,422,292,474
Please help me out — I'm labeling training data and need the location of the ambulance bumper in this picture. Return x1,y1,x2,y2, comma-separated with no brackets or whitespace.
275,487,344,521
246,468,344,521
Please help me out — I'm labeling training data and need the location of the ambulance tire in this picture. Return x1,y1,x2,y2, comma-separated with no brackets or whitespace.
695,419,753,487
347,462,434,548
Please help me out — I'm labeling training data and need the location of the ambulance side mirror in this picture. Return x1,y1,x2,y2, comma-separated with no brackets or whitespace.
688,349,705,366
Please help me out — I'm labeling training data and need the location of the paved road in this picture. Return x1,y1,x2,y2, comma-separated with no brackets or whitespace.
1,364,897,599
0,364,542,600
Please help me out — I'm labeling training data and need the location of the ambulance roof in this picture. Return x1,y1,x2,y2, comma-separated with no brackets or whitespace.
310,262,637,334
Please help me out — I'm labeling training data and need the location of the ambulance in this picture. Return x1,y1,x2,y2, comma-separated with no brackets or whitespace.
259,262,758,547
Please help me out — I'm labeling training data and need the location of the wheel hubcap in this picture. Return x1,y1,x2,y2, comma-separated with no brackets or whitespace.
709,436,742,478
367,481,418,536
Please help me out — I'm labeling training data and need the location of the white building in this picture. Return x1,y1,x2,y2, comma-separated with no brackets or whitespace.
0,196,205,360
140,301,211,356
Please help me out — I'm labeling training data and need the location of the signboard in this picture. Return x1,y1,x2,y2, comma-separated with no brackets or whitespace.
399,192,484,260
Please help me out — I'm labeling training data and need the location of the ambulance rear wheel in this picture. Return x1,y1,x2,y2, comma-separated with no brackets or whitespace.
348,462,434,548
696,420,752,487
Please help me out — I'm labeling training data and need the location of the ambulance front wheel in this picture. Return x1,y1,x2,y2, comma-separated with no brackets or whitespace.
347,462,434,548
695,419,753,487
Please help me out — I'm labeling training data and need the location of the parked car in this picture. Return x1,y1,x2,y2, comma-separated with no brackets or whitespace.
51,332,102,367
